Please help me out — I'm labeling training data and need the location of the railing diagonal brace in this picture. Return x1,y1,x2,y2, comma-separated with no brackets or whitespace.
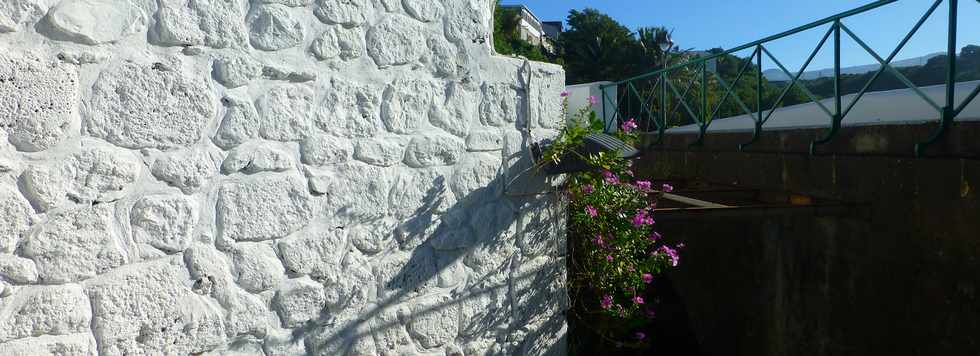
639,76,665,132
627,82,665,132
761,44,835,122
666,80,701,125
710,50,763,120
666,72,698,122
839,22,942,112
838,0,943,120
955,83,980,117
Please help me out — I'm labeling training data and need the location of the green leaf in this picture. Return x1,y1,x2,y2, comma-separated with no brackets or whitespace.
588,112,604,132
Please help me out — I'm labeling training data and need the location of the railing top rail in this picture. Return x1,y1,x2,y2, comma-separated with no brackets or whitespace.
600,0,898,89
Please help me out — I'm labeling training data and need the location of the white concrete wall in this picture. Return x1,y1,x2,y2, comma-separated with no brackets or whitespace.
564,81,617,130
0,0,567,355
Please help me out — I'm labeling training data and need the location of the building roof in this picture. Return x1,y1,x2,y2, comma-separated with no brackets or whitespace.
500,4,543,25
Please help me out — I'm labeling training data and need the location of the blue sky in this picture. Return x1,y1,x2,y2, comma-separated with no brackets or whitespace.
501,0,979,73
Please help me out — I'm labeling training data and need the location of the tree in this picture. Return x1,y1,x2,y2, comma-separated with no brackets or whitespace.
635,27,672,72
561,8,645,84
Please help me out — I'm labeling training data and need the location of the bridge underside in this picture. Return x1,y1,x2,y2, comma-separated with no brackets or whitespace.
636,121,980,355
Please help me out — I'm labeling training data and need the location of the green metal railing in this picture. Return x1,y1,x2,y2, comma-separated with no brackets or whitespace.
600,0,980,156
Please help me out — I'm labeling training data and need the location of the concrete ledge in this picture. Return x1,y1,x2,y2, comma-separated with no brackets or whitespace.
646,120,980,159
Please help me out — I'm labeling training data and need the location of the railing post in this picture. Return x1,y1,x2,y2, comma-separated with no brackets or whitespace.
945,0,957,119
834,20,842,123
757,46,763,124
626,83,633,125
809,21,844,155
659,71,667,144
601,84,608,128
692,63,707,146
742,46,765,151
915,0,957,156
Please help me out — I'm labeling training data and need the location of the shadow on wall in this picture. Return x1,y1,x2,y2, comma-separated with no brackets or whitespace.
268,74,569,355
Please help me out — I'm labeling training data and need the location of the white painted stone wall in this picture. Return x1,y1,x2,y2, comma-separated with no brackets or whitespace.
0,0,567,355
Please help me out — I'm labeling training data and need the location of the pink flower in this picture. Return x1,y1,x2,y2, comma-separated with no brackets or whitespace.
600,295,613,309
560,91,569,97
592,234,605,247
632,212,645,227
649,231,662,242
661,183,675,193
601,170,619,185
636,180,652,190
658,245,680,267
582,184,594,194
621,118,638,133
635,332,646,340
642,273,653,284
633,296,645,305
606,255,614,262
632,210,654,227
677,243,686,249
588,95,598,105
584,205,597,217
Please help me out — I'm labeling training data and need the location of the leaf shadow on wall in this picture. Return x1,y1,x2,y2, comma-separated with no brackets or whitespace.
282,126,569,354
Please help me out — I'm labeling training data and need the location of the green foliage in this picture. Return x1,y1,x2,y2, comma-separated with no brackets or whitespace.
795,45,980,99
707,49,809,119
560,9,673,85
617,48,827,129
538,101,602,168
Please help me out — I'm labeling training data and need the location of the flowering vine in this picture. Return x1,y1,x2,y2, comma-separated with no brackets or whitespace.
543,93,683,345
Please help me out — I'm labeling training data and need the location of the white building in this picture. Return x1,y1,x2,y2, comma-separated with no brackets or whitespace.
501,4,558,53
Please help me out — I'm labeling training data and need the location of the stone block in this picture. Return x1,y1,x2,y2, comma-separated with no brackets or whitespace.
255,85,316,142
46,0,145,45
404,134,465,168
131,194,198,253
21,204,127,283
272,277,326,328
311,26,364,61
0,284,91,342
316,79,383,138
248,5,304,51
87,60,215,149
0,52,78,152
0,0,44,33
0,186,33,253
216,174,315,242
152,0,248,48
314,0,374,26
353,137,407,167
84,257,227,355
229,242,285,293
301,135,353,166
366,14,425,67
151,146,221,194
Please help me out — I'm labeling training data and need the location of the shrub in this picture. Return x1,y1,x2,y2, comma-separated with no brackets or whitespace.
542,93,682,345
